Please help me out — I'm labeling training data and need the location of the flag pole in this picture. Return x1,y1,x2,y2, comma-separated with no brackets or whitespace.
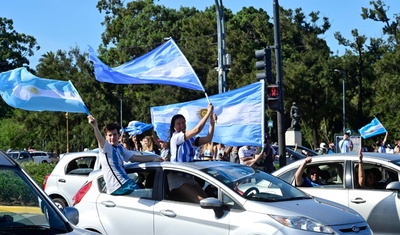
205,92,211,104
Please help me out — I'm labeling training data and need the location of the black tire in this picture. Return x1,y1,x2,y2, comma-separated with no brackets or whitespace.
53,197,68,210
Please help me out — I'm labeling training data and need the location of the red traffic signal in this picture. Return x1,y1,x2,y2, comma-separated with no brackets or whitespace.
267,85,279,99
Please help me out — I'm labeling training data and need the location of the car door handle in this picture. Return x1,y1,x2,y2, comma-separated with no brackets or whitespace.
351,197,366,204
160,209,177,218
101,201,116,207
58,179,66,183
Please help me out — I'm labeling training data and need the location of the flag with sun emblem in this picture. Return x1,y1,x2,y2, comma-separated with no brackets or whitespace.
358,117,387,139
0,67,89,114
150,82,262,146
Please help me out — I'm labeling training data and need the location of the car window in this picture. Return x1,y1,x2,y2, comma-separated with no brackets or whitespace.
306,163,344,188
163,169,241,208
97,168,156,199
353,161,399,189
65,157,96,175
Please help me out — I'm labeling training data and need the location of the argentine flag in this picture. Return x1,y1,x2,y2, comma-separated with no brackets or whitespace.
151,82,262,146
358,117,387,139
88,38,205,92
0,67,89,114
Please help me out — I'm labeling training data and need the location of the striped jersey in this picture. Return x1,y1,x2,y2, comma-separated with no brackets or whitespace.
170,131,196,162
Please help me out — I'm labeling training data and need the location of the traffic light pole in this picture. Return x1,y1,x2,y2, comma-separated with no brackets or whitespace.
215,0,228,94
273,0,286,167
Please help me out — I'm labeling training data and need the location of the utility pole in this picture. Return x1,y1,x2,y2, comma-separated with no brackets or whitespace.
273,0,286,167
215,0,229,93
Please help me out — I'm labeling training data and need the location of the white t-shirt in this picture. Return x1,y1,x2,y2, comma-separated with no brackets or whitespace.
238,146,254,164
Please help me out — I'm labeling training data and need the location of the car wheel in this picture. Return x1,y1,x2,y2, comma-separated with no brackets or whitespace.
42,160,48,163
53,197,68,210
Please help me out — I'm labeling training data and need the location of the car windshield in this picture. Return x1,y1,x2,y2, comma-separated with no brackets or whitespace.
202,165,310,202
0,167,69,234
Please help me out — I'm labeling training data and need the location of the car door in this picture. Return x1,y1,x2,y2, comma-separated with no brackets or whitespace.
153,169,229,235
96,168,157,234
348,160,400,234
56,156,97,204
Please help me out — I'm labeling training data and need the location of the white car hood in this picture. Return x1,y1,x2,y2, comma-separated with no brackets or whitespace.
243,196,364,225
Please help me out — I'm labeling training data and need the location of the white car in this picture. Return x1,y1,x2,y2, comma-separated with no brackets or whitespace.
29,150,52,163
72,161,372,235
43,148,160,209
43,149,102,209
273,152,400,234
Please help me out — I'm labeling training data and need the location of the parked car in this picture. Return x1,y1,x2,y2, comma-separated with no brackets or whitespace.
43,149,101,209
272,152,400,234
6,150,34,163
0,147,98,234
271,145,306,167
29,150,53,163
285,144,319,156
72,161,372,235
44,148,160,209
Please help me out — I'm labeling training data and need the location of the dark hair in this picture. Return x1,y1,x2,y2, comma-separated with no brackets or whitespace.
306,166,320,175
170,114,185,138
103,123,121,135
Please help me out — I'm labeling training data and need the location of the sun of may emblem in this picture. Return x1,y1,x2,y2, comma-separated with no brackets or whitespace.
28,86,40,94
198,108,208,119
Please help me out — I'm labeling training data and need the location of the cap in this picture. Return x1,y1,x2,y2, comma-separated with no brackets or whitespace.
320,143,326,148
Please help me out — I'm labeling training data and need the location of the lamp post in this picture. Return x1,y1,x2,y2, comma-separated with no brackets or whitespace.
113,92,123,128
334,69,346,133
65,112,69,153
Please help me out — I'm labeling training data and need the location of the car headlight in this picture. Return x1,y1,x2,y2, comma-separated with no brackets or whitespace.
270,215,334,234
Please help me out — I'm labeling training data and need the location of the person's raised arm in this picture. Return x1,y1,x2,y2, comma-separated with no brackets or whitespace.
383,131,388,145
295,157,312,186
358,149,365,188
88,115,105,149
185,103,214,142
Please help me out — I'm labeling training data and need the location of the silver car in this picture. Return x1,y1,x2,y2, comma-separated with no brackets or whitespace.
273,152,400,234
73,161,372,234
0,150,98,234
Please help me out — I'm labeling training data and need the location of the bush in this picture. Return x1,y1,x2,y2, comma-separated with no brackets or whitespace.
19,162,56,187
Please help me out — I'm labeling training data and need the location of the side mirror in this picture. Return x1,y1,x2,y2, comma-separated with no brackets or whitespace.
200,197,224,219
63,207,79,225
386,181,400,191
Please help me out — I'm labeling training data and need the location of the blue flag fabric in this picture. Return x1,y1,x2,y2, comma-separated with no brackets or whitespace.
358,117,387,139
150,82,262,146
0,67,89,114
123,121,153,137
88,39,205,91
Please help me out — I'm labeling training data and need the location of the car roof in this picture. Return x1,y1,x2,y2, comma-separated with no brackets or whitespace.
274,152,400,172
125,160,240,171
0,150,18,166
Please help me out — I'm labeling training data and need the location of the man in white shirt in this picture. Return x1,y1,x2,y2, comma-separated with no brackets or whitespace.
339,132,353,153
238,146,254,165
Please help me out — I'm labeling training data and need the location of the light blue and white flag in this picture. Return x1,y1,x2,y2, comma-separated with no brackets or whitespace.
358,117,387,139
123,120,153,137
88,39,205,91
0,67,89,114
151,82,262,146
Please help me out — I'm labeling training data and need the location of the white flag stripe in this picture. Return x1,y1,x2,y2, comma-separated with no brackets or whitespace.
14,84,81,101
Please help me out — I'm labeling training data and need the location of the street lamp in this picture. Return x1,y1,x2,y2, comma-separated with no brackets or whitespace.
113,92,123,128
334,69,346,133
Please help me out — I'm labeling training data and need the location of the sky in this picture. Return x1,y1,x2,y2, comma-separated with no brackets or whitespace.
1,0,399,68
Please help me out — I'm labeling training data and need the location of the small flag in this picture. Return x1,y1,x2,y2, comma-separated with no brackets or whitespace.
358,117,387,139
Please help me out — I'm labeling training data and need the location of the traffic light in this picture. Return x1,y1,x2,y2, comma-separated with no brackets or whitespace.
267,84,280,110
255,47,273,84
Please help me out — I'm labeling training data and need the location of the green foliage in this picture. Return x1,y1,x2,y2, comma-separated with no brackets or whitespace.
19,162,56,187
0,0,399,151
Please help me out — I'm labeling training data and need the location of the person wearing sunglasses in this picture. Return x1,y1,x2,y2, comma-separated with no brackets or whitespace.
294,157,322,187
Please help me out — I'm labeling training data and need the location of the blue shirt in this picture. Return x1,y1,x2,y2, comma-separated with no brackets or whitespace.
300,177,321,187
170,132,196,162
